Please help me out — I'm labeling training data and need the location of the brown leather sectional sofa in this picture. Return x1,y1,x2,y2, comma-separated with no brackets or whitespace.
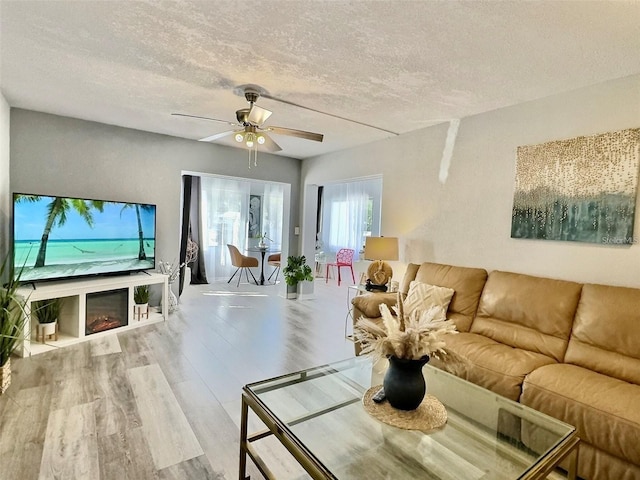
352,262,640,480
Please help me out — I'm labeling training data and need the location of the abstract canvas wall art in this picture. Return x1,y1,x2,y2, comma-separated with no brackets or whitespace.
511,128,640,244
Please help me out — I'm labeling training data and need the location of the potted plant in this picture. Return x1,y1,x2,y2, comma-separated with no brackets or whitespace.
133,285,150,320
33,297,63,342
354,294,457,410
0,254,28,394
282,255,314,299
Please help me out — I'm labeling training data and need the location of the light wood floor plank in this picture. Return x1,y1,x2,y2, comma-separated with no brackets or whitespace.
171,378,242,478
157,455,221,480
90,334,122,356
97,427,159,480
127,363,204,470
93,353,142,437
38,402,99,480
0,384,51,480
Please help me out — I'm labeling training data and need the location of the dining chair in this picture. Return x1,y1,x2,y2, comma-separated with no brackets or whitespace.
227,244,258,286
267,253,281,282
325,248,356,286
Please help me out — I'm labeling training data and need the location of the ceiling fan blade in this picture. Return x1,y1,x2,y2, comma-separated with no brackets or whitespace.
199,130,239,142
266,126,324,142
172,113,239,127
260,133,282,152
247,104,272,126
261,93,399,135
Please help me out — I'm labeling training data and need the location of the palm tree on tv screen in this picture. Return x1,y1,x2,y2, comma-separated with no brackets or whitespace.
120,203,153,260
15,195,105,268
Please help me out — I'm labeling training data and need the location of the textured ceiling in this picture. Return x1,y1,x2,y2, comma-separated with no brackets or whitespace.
1,1,640,159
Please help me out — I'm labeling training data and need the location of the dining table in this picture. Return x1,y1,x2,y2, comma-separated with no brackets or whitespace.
246,246,280,286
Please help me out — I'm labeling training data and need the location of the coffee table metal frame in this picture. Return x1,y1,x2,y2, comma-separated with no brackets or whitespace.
239,358,579,480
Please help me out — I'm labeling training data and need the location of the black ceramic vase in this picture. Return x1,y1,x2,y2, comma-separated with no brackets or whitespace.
383,355,430,410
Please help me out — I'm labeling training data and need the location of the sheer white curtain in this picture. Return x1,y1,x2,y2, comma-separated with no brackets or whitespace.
200,176,251,281
262,183,284,249
320,179,380,257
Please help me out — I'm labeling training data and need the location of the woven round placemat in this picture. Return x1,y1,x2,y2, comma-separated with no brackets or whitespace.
362,386,447,431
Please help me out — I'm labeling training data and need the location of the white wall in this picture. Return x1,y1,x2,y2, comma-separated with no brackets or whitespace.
302,74,640,287
0,93,10,262
9,109,302,285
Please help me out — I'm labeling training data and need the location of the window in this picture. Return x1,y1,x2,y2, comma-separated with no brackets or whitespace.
319,177,382,257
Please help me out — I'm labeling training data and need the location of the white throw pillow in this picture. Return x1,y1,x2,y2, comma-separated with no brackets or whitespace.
403,281,455,321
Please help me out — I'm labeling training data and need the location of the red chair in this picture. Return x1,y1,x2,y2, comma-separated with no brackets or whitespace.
325,248,355,286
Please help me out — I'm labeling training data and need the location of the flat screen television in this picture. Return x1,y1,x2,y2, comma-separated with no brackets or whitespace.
12,193,156,283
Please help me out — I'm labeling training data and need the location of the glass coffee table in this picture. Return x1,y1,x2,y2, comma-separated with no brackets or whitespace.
240,357,579,480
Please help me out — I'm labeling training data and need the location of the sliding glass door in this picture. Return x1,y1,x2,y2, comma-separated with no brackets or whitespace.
199,175,286,281
319,177,382,258
200,176,251,281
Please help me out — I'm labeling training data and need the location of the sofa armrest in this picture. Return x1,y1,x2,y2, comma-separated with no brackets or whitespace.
352,292,399,319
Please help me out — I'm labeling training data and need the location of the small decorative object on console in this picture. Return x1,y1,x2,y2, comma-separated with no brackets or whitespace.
257,232,272,249
33,298,63,343
133,285,150,320
159,260,183,313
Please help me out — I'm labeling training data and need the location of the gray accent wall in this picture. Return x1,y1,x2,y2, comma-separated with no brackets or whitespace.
9,109,302,284
302,74,640,288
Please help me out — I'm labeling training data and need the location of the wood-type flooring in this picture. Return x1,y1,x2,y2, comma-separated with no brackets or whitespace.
0,278,355,480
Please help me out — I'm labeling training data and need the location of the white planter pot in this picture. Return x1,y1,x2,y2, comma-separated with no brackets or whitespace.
133,303,149,320
286,284,298,299
37,321,58,343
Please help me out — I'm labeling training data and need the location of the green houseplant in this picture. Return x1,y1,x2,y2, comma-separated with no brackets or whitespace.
134,285,150,305
133,284,150,320
0,254,28,394
33,297,63,343
33,298,63,324
282,255,314,299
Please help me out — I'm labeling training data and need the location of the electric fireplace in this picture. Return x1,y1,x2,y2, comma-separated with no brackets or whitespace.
85,288,128,335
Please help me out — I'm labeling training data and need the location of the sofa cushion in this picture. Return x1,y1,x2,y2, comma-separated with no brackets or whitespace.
565,283,640,385
560,441,640,480
432,332,556,401
412,262,488,332
521,363,640,469
403,281,454,320
352,292,398,318
399,263,420,296
471,271,582,362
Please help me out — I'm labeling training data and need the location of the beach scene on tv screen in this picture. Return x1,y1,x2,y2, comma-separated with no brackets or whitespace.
13,195,156,282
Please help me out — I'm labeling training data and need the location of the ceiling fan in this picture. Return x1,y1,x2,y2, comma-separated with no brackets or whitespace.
172,85,324,163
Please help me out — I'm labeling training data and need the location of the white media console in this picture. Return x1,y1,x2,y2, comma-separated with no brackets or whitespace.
16,272,169,357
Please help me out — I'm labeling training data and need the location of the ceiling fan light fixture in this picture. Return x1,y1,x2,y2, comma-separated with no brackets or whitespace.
257,134,265,145
235,132,244,143
245,132,254,148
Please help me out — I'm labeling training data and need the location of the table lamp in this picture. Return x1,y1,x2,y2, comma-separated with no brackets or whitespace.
363,236,399,291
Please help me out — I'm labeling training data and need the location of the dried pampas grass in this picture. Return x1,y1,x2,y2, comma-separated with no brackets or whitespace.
354,292,457,363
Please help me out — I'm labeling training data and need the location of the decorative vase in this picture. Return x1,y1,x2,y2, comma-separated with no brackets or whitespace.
0,359,10,395
168,287,178,313
383,355,430,410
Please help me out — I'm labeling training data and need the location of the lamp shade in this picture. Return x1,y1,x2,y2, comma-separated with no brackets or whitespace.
364,237,399,261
